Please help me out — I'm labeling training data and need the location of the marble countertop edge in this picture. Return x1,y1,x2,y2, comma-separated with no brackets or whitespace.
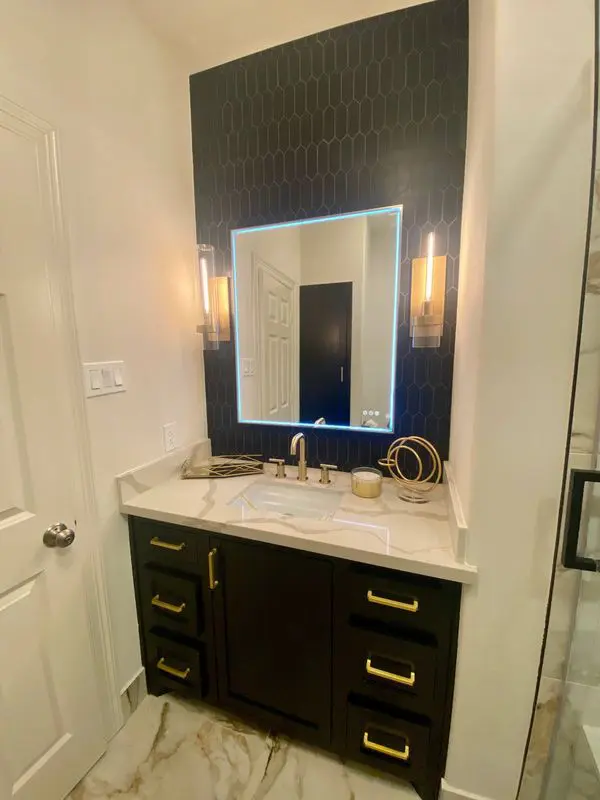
119,494,477,585
117,448,477,586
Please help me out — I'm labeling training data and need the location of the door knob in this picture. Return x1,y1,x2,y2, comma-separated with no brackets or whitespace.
43,523,76,549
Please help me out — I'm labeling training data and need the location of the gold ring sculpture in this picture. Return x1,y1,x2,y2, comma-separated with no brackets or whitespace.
378,435,442,504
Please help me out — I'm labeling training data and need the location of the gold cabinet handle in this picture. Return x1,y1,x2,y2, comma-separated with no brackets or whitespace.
151,595,186,614
208,548,219,590
150,536,186,552
366,657,416,687
363,731,410,762
157,657,190,680
367,590,419,613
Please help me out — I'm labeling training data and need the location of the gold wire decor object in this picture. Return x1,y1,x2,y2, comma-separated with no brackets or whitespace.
181,454,264,479
378,436,442,503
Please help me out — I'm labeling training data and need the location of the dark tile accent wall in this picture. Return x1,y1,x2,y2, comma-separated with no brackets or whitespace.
190,0,468,472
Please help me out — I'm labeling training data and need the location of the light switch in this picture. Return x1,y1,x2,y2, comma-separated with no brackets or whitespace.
90,370,102,391
84,361,126,398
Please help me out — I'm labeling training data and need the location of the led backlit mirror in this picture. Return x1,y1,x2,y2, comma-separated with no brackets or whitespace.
232,206,402,432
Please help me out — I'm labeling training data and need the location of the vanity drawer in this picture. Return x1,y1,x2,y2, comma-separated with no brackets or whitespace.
139,566,203,640
134,519,199,571
344,628,437,716
346,703,430,782
145,633,205,698
341,565,448,638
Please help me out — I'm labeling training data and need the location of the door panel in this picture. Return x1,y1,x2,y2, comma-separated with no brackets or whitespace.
0,295,30,517
257,260,295,422
0,102,105,799
299,282,352,426
211,536,333,746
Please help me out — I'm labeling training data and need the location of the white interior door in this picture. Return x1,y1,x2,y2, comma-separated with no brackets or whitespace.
256,261,295,422
0,101,105,799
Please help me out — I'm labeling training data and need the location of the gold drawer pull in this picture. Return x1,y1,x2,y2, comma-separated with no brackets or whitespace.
363,731,410,762
157,657,190,680
367,590,419,613
366,658,416,687
151,595,186,614
208,548,219,590
150,537,186,552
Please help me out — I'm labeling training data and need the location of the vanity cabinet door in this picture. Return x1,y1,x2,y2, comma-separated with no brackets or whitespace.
210,535,333,747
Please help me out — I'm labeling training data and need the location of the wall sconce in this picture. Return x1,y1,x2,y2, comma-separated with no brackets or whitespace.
410,233,446,348
196,244,231,350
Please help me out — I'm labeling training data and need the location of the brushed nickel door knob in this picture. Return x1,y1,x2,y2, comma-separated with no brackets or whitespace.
43,522,76,548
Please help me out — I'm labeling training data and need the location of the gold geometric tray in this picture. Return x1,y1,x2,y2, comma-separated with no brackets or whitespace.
181,454,263,479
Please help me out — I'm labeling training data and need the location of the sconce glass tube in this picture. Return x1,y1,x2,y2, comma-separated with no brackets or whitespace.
425,232,435,305
196,244,220,351
410,233,447,349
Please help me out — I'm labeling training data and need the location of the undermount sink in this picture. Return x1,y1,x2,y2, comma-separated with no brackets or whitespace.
231,479,342,520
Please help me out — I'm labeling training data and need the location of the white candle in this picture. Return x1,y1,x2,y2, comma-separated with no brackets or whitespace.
353,471,380,482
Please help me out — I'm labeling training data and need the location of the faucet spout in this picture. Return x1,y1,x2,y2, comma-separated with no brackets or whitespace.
290,433,308,481
290,432,304,455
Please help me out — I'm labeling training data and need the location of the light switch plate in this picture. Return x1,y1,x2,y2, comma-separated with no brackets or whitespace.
241,358,256,377
162,422,177,453
83,361,126,398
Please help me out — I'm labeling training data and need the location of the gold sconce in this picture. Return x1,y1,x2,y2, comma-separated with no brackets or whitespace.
410,233,446,348
196,244,231,350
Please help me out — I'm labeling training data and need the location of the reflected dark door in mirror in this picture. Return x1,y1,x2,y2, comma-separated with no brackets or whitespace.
300,282,352,426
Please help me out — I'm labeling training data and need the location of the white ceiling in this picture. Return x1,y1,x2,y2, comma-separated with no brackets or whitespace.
131,0,434,75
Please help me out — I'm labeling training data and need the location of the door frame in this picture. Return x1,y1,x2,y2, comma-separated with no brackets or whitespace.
0,94,120,742
252,253,299,421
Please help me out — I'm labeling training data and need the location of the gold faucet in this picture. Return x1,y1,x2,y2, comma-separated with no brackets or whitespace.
290,432,308,481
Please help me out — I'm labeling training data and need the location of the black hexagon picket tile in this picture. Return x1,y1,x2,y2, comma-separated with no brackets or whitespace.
190,0,467,471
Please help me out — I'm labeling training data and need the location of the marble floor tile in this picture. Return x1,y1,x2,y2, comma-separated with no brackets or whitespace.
68,695,418,800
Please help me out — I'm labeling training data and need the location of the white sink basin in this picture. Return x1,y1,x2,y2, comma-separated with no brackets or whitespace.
231,479,342,520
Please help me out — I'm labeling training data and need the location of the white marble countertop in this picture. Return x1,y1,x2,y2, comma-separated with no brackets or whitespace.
118,448,476,584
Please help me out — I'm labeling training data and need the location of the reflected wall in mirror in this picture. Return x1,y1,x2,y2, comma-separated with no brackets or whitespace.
232,207,402,432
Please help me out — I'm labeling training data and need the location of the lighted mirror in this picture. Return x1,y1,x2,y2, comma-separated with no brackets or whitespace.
232,206,402,432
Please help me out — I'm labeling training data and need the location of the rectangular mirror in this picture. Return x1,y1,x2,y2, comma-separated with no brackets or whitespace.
232,206,402,432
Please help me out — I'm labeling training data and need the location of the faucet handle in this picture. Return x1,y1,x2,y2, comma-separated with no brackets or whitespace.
268,458,287,479
319,463,338,485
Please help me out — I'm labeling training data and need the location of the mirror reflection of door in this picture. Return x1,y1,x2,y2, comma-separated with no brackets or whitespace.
299,282,352,426
233,207,401,432
255,258,297,423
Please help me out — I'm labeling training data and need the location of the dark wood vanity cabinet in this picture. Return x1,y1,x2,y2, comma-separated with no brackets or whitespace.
128,516,461,800
211,536,333,746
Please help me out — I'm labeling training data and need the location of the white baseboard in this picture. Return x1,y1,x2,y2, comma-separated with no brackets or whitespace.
441,779,494,800
119,667,147,729
119,664,145,697
444,461,469,562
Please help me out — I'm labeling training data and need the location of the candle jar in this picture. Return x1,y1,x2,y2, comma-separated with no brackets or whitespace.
351,467,383,499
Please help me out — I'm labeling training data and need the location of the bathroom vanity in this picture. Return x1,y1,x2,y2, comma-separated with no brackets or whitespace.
120,462,474,800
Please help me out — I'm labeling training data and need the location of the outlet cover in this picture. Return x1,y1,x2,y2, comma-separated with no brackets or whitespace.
162,422,177,453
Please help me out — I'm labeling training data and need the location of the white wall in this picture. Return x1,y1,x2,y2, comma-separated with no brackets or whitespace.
235,226,301,419
446,0,595,798
131,0,435,75
0,0,205,716
301,217,366,426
